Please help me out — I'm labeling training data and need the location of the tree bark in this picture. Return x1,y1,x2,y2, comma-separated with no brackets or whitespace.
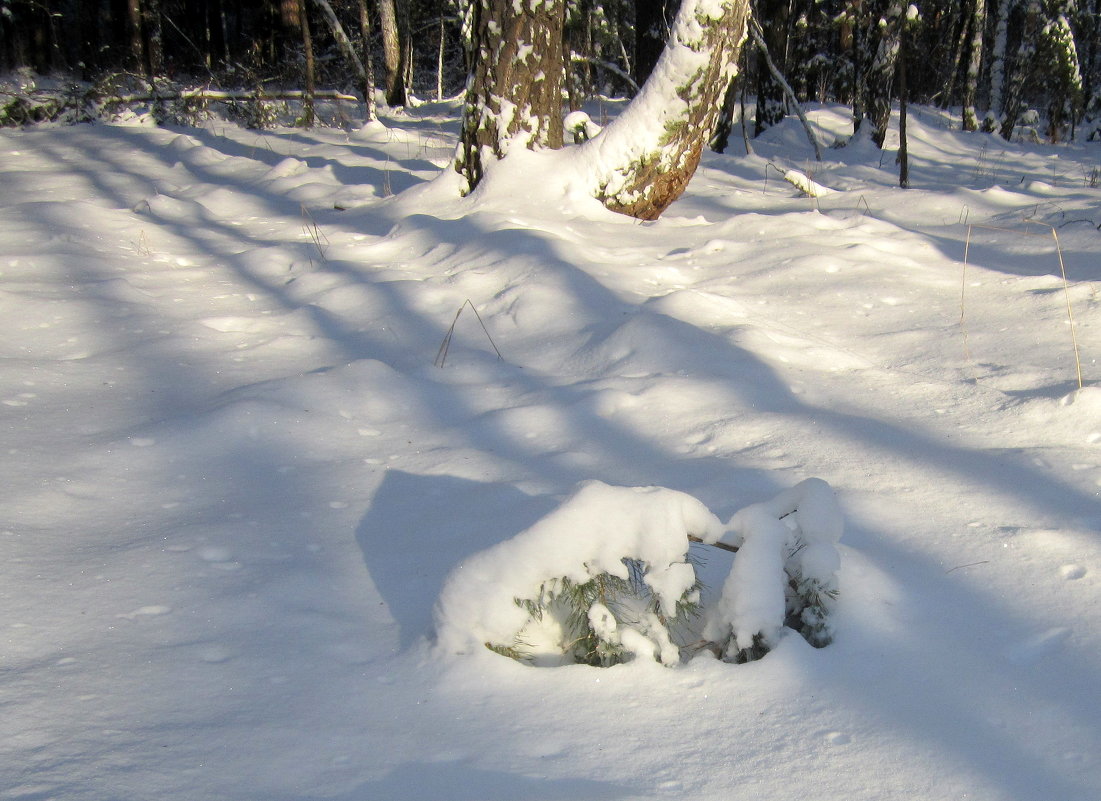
898,21,909,187
298,0,316,127
455,0,568,194
961,0,987,131
588,0,751,219
357,0,379,121
127,0,147,74
142,0,164,77
379,0,409,106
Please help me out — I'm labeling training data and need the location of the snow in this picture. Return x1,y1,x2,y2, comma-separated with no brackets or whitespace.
433,480,722,660
2,100,1101,800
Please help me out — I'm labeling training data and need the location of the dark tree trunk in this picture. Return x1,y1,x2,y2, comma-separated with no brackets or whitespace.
128,0,147,73
753,0,790,135
379,0,409,107
864,1,902,147
999,0,1039,139
962,0,987,130
298,0,316,126
455,0,567,194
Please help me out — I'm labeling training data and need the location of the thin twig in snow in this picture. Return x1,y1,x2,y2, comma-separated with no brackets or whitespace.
435,300,504,368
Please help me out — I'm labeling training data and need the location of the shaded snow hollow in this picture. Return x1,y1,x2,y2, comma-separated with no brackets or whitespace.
1,100,1099,801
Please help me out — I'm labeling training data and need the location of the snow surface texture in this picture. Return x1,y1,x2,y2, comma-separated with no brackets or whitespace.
2,101,1100,800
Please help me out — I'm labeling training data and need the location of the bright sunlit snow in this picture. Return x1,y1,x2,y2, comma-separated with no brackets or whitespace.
2,99,1100,800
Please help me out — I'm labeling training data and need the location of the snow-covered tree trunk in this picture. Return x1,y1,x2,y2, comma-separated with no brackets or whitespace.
356,0,379,121
961,0,987,131
582,0,751,219
863,1,903,147
988,0,1015,119
455,0,568,195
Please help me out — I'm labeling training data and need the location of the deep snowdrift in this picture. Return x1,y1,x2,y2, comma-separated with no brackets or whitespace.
2,102,1099,800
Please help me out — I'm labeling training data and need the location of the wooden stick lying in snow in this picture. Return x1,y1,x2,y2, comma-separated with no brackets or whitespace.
688,534,739,553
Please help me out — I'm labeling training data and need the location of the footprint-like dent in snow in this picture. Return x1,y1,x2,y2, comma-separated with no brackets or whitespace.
1059,564,1087,580
825,731,851,745
198,546,233,563
1006,627,1071,665
200,645,233,663
118,605,172,620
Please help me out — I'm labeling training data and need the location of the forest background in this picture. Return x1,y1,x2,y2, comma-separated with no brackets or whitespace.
2,0,1099,147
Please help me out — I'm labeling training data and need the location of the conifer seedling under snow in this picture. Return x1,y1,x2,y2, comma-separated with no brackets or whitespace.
433,479,843,667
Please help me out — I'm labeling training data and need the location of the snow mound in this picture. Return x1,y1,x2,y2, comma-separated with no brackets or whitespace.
433,481,725,663
435,478,843,667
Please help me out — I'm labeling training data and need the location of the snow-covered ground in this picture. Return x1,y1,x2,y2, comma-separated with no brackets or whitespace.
2,101,1099,800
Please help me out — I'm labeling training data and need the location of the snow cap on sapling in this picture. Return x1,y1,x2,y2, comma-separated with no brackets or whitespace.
433,481,724,664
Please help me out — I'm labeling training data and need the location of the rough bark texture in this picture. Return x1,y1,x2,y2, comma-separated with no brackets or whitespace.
961,0,987,131
594,0,750,219
357,0,378,121
379,0,409,106
127,0,146,73
455,0,567,195
298,0,316,127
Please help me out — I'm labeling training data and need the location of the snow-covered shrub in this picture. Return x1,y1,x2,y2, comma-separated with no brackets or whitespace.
563,110,602,143
435,478,843,667
434,482,725,666
705,478,842,662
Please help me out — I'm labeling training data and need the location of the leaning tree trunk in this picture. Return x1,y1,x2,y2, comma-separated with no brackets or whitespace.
455,0,567,194
312,0,373,119
586,0,751,219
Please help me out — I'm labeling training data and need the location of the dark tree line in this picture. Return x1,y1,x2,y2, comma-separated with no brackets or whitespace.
1,0,1099,140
